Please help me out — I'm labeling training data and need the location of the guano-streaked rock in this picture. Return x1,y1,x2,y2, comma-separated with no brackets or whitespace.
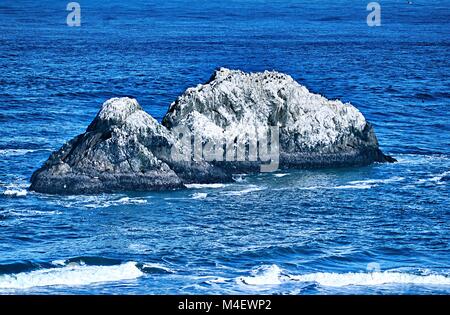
30,68,395,194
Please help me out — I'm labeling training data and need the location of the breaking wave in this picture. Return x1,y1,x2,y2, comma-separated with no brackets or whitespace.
0,261,143,290
3,189,28,197
238,265,450,287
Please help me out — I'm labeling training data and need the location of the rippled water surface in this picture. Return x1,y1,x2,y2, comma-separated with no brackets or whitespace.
0,0,449,294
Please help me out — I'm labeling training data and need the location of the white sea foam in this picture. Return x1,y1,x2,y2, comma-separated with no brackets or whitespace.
0,149,41,157
3,209,62,217
273,173,288,178
238,265,284,285
115,197,147,204
297,183,373,190
192,192,208,200
348,176,405,185
238,265,450,288
185,183,228,189
293,176,404,191
128,243,150,253
0,262,143,290
222,185,265,196
395,154,450,165
205,277,228,284
417,171,450,185
332,183,374,189
290,272,450,287
51,195,148,209
3,189,28,197
296,186,321,191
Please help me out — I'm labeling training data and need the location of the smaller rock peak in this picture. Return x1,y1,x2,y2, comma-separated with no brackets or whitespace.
99,97,142,121
208,67,240,82
87,97,143,131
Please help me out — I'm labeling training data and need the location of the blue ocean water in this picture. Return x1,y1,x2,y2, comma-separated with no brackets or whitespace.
0,0,449,294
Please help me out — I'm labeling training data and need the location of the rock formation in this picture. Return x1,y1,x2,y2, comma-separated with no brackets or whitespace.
30,68,395,194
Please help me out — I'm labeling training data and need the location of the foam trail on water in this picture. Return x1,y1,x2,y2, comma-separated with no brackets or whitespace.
47,195,148,209
192,193,208,200
332,183,374,190
417,171,450,184
3,209,61,217
238,265,450,287
0,149,50,157
348,176,405,185
185,183,228,189
222,185,265,196
297,184,373,190
0,262,143,289
290,272,450,287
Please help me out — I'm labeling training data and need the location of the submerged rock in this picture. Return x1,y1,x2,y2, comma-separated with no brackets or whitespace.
30,68,395,194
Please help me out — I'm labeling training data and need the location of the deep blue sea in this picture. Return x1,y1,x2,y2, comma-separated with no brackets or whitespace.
0,0,449,294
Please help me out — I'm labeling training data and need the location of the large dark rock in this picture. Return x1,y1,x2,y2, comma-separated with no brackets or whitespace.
30,69,395,194
30,98,184,194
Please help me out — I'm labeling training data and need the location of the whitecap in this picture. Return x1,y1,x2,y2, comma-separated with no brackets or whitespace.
290,272,450,287
205,277,228,284
238,265,285,286
0,149,39,157
238,265,450,288
273,173,288,178
296,186,321,190
128,243,150,253
297,183,373,190
55,195,148,208
3,209,62,217
115,197,147,205
3,189,28,197
192,192,208,200
348,176,404,185
0,262,143,290
417,171,450,185
222,185,265,196
333,183,374,190
185,183,228,189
